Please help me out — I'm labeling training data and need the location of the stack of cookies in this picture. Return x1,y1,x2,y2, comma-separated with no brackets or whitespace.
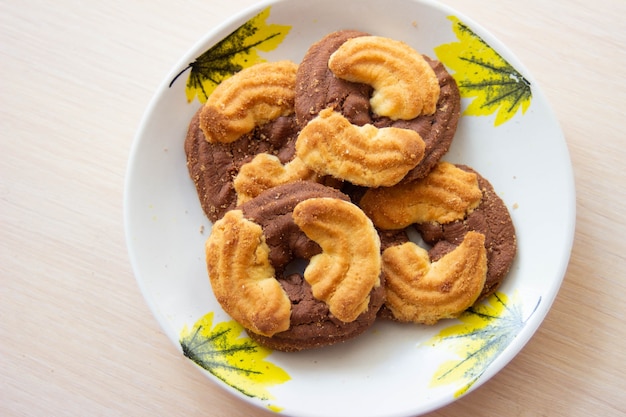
185,30,517,351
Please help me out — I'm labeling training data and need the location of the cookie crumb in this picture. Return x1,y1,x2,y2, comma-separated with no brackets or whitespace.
199,225,205,234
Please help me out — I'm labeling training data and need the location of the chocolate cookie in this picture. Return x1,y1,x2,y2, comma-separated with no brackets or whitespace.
295,30,461,182
184,109,300,222
416,165,517,299
207,181,385,351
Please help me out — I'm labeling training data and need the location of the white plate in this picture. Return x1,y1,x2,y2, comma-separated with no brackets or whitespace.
124,0,575,416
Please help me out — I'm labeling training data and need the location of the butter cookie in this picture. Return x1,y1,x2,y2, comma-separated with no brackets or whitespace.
185,62,323,222
362,163,516,323
185,108,304,222
295,30,461,183
206,182,385,351
296,107,426,187
416,165,517,299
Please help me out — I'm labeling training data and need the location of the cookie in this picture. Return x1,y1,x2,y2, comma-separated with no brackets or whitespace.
199,60,298,144
416,165,517,299
295,30,461,183
185,61,322,222
295,107,426,187
359,161,484,229
381,230,487,325
206,182,385,351
185,109,304,222
364,163,516,324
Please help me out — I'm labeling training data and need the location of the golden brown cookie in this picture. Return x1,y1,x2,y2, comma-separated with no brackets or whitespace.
293,197,381,323
359,161,483,229
206,182,385,351
295,107,426,187
381,231,487,324
369,163,517,323
185,62,324,222
199,60,298,144
328,35,440,120
295,30,461,183
416,165,517,299
206,209,291,337
185,108,302,222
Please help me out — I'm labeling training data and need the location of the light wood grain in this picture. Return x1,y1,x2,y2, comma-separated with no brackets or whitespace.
1,0,625,416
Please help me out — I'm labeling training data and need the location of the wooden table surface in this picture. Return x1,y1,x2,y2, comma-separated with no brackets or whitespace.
2,0,625,416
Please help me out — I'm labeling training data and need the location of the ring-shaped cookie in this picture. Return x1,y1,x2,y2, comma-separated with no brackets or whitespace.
206,182,385,351
185,61,322,222
186,109,306,222
360,162,517,323
295,30,461,183
416,164,517,299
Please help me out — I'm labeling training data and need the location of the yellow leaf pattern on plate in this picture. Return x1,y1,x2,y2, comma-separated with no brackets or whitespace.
169,7,291,103
435,16,532,126
428,292,540,397
180,312,290,400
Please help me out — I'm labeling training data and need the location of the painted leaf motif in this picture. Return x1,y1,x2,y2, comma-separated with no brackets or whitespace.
180,312,290,400
427,292,540,397
435,16,532,126
169,7,291,103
